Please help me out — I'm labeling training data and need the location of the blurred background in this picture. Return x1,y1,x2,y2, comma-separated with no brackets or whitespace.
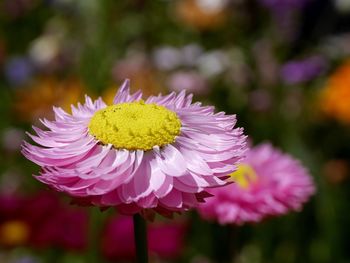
1,0,350,262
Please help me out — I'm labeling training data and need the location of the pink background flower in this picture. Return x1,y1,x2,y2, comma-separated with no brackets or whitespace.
0,191,88,250
198,143,316,225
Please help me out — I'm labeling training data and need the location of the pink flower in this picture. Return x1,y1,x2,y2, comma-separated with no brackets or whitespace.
25,192,89,251
101,215,187,261
148,222,187,259
198,143,315,225
101,216,135,261
30,204,88,251
22,79,246,216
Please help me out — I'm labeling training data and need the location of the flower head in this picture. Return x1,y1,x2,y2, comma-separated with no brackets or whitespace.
22,80,247,215
198,143,315,225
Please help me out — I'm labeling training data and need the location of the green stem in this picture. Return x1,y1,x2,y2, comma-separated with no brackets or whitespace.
133,214,149,263
87,208,103,263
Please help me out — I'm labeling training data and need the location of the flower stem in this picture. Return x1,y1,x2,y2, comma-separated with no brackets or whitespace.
133,213,149,263
87,208,103,263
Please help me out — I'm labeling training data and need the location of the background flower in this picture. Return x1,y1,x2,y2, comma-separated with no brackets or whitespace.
0,191,88,251
167,71,209,95
319,60,350,124
13,76,85,122
4,57,34,86
280,55,328,85
175,0,229,30
198,143,315,225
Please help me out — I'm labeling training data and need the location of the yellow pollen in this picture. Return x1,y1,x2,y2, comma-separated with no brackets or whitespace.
88,100,182,151
229,164,258,189
0,220,29,246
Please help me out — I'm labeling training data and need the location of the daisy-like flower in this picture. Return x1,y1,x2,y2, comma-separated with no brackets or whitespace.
22,80,246,215
198,143,315,225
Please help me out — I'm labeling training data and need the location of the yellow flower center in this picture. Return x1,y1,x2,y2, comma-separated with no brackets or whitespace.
229,164,258,189
88,100,182,151
0,220,29,246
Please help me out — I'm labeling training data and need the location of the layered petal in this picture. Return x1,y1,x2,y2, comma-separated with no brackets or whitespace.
22,80,247,215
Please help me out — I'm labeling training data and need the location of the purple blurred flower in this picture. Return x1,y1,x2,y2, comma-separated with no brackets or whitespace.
4,57,33,86
258,0,311,42
280,56,328,85
167,71,209,95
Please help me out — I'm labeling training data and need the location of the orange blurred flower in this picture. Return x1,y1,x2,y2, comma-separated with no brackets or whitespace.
0,220,29,247
13,76,86,122
175,0,229,30
319,60,350,124
323,159,349,185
